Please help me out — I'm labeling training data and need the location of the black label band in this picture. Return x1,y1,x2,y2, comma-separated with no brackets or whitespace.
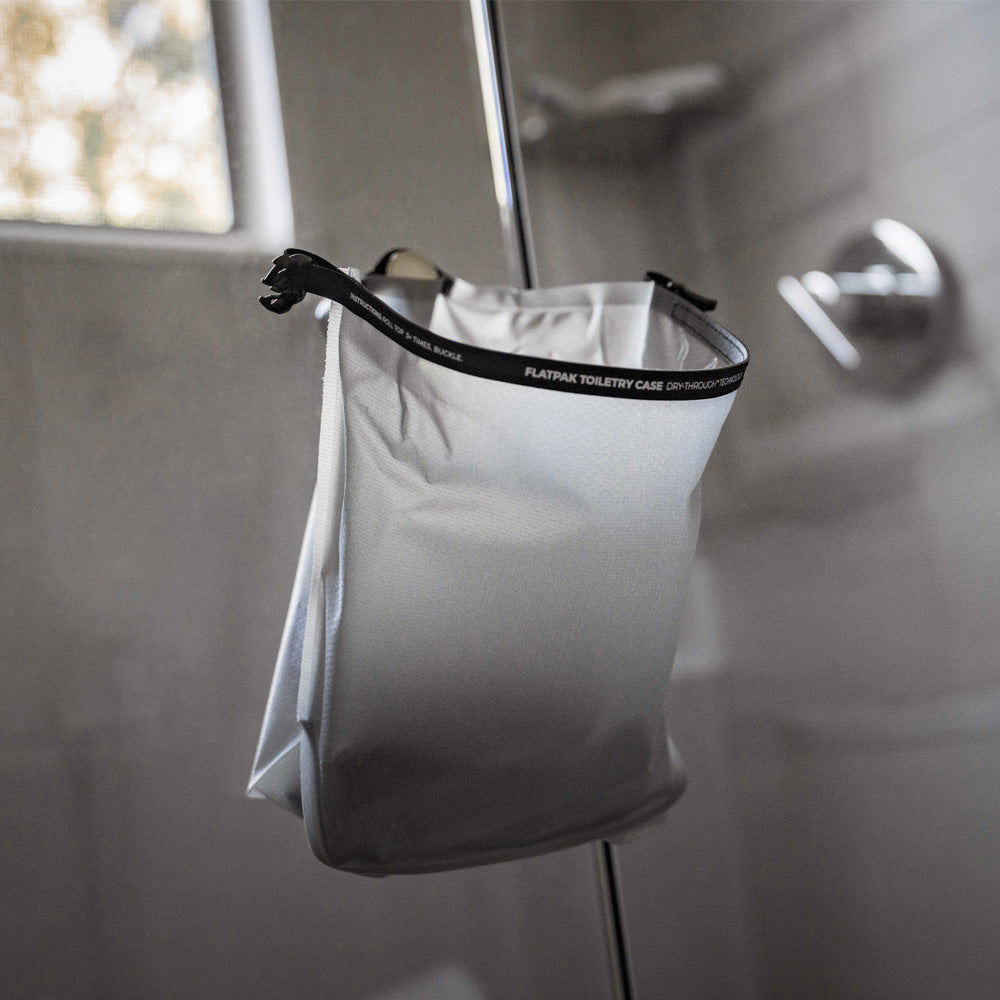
270,258,749,401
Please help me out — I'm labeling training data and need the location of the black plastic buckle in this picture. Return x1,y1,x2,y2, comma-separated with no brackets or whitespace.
646,271,717,313
259,249,336,314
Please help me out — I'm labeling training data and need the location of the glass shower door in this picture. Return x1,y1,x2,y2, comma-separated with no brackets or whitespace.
499,3,1000,998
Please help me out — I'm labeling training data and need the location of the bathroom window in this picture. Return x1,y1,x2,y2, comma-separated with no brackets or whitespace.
0,0,292,247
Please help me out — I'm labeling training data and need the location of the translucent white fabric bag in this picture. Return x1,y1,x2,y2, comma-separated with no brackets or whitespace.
248,250,748,876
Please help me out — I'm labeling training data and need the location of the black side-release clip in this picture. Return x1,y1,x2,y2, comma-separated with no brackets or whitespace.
646,271,718,313
259,249,337,314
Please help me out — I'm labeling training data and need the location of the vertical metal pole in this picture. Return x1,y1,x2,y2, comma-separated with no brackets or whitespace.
596,840,636,1000
468,3,635,998
468,0,535,289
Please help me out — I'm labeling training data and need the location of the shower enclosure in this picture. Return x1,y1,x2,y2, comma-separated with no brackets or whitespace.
4,2,1000,998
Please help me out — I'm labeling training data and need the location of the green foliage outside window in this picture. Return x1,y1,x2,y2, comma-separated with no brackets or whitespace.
0,0,233,233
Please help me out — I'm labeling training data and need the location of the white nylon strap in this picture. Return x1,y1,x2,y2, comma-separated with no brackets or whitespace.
297,293,349,726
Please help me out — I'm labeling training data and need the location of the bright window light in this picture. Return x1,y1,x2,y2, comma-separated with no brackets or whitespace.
0,0,234,234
